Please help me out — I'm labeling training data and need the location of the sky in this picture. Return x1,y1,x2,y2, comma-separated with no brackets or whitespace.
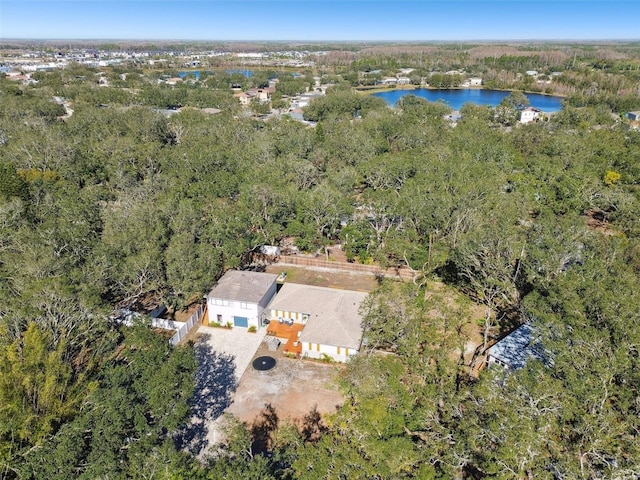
1,1,639,42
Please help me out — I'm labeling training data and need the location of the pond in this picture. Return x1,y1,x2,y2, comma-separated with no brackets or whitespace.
372,88,563,112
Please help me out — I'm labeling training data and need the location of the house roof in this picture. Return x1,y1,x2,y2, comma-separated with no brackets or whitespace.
486,323,548,370
268,283,368,350
207,270,278,304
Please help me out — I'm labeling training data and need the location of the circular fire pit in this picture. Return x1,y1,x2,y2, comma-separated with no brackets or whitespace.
252,355,276,371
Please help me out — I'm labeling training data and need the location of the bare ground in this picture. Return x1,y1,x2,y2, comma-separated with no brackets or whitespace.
265,264,379,292
225,342,345,425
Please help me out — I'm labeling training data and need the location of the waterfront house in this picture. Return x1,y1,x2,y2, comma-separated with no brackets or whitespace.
520,106,543,124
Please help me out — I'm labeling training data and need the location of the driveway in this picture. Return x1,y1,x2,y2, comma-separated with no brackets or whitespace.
175,326,266,456
196,325,267,382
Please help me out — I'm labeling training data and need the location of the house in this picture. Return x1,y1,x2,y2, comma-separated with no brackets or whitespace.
206,270,278,329
397,77,411,85
469,77,483,86
267,283,368,362
520,106,543,124
234,91,251,106
626,111,640,121
246,88,270,102
486,323,548,370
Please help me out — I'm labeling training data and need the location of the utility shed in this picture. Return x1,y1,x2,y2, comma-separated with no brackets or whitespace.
486,323,548,370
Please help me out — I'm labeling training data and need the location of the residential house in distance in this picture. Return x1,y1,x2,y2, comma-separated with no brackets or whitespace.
469,77,483,86
486,323,548,370
246,87,272,103
626,111,640,121
520,106,543,124
206,270,278,329
266,283,368,363
234,91,251,106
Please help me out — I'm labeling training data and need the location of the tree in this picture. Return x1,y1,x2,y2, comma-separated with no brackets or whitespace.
250,98,271,116
0,163,29,202
21,325,197,479
494,91,530,126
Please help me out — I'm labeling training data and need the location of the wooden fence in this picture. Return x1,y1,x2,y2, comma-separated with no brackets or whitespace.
273,254,415,280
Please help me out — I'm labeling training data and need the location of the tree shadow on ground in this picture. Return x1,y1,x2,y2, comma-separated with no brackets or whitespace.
174,334,237,455
250,403,279,455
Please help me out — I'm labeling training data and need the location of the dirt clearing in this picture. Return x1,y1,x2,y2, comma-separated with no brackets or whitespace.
265,264,378,292
225,342,345,425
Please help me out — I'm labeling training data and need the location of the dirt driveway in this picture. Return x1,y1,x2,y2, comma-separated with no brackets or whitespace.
226,342,345,425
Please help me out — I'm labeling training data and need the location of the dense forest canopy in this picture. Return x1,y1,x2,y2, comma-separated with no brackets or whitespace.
1,42,640,478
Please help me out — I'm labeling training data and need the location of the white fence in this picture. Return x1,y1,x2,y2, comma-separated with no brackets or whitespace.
151,318,186,331
169,305,204,346
111,305,205,346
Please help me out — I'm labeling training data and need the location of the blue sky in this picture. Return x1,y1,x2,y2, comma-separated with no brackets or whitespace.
1,1,638,41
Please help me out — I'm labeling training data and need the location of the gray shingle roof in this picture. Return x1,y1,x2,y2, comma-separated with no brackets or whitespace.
206,270,278,304
268,283,368,350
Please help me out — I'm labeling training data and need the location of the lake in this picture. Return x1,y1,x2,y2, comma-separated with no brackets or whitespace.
372,88,563,112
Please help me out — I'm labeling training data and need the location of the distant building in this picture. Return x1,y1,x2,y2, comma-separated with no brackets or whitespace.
520,106,543,124
469,77,483,86
234,92,251,106
626,111,640,121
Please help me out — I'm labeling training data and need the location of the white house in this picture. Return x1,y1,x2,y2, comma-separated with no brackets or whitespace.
626,111,640,121
234,92,251,106
469,77,483,86
520,106,543,124
206,270,278,329
267,283,368,362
